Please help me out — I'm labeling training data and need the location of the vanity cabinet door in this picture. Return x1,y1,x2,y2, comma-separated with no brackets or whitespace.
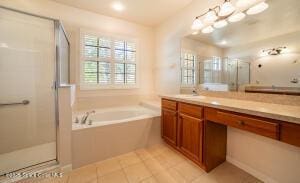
178,113,203,163
161,108,178,147
280,122,300,147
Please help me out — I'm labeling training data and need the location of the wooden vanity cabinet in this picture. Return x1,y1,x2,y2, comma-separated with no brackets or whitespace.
161,99,178,147
205,107,279,140
178,103,203,164
161,98,300,173
280,122,300,147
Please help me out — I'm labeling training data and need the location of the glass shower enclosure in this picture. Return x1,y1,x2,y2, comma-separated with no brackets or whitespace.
0,6,69,176
198,56,250,91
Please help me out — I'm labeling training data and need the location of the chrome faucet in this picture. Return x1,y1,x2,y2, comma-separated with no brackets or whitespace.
192,88,199,96
81,110,95,124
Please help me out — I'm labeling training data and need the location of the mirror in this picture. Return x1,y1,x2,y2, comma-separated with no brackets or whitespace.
181,0,300,95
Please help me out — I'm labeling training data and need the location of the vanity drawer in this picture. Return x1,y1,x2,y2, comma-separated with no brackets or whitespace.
179,102,203,119
162,99,177,111
205,108,279,139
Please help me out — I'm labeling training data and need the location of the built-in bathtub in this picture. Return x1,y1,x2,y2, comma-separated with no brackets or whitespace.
71,105,162,168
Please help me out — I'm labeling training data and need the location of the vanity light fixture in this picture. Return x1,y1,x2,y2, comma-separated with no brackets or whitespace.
262,46,287,56
204,9,218,23
191,18,204,30
191,0,269,34
219,0,235,16
236,0,257,8
214,20,228,28
202,26,214,34
228,12,246,22
246,2,269,15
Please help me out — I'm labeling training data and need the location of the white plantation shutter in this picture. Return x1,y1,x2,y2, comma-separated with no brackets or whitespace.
181,52,196,86
114,40,136,85
82,33,137,88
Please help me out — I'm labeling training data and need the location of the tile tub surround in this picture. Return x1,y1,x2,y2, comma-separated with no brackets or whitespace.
20,143,261,183
161,94,300,124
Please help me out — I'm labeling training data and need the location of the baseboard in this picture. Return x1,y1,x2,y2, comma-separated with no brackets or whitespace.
226,155,277,183
60,164,72,173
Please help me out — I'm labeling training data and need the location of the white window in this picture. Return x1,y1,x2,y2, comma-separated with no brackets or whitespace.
80,31,138,89
181,51,196,86
203,56,222,83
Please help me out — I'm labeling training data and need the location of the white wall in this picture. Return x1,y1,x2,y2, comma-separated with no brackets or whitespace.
181,37,224,57
227,127,300,183
154,0,300,182
0,0,156,109
224,31,300,87
250,53,300,87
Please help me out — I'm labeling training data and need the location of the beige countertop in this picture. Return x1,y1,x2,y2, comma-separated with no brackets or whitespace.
161,94,300,124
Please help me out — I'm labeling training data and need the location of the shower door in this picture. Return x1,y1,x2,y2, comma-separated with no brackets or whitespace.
0,8,57,175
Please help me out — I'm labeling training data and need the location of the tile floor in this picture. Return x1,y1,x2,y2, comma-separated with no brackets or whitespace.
19,143,262,183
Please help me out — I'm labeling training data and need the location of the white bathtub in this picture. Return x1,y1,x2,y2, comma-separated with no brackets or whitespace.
72,105,160,130
71,105,162,168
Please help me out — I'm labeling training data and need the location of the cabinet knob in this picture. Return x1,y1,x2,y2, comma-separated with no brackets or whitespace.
238,120,245,126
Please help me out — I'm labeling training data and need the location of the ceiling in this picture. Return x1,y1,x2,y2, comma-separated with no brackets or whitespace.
52,0,193,26
187,0,300,48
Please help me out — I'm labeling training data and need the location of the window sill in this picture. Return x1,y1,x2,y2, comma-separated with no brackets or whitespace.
180,85,196,89
80,84,139,90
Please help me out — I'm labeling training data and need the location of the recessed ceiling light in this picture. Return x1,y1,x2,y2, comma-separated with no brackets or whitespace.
112,1,125,12
0,42,8,48
220,40,227,45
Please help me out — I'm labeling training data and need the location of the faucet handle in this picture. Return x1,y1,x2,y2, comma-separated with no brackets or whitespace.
88,119,93,125
74,117,79,123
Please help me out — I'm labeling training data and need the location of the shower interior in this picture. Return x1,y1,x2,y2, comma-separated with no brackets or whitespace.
198,56,250,91
0,6,69,177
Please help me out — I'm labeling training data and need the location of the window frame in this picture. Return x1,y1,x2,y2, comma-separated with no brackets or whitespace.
180,49,197,88
80,30,139,90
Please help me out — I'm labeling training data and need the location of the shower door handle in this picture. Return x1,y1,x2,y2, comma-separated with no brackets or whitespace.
0,100,30,106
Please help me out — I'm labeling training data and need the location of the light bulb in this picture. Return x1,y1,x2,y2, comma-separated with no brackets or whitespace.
219,1,235,16
192,31,199,35
204,10,218,23
191,18,203,30
202,26,214,34
111,2,125,12
247,2,269,15
213,20,228,28
228,12,246,22
236,0,257,9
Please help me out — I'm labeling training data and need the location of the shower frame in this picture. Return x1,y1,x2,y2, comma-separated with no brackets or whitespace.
0,5,70,177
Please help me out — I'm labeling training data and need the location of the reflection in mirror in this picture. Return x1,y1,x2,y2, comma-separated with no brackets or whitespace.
181,0,300,95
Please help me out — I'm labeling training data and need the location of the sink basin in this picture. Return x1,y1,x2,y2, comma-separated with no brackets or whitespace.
172,94,206,100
